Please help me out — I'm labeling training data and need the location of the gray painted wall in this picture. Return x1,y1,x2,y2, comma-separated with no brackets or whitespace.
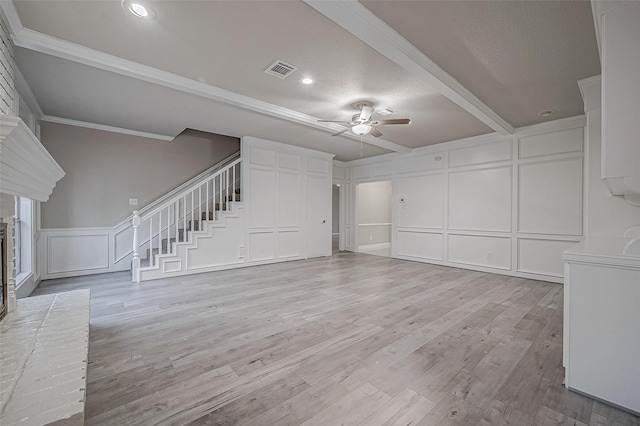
332,185,339,234
40,123,240,228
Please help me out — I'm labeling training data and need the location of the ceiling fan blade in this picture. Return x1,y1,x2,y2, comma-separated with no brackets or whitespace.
359,106,374,122
370,118,411,125
370,128,383,137
318,119,351,124
331,128,351,137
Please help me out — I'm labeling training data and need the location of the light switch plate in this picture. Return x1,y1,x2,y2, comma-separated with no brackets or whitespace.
129,198,138,206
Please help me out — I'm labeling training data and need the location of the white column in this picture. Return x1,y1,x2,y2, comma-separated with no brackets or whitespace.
131,210,141,283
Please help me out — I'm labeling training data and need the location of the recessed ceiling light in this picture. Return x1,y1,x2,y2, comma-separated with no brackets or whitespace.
122,0,156,19
537,109,554,117
301,77,314,85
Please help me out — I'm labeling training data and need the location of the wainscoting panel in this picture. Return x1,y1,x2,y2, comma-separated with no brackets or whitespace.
447,234,511,270
46,233,109,275
373,161,392,178
396,231,443,261
248,232,275,262
248,146,276,167
307,157,330,176
448,166,512,232
519,127,583,158
278,152,301,171
277,171,301,228
333,166,346,181
247,168,276,229
113,225,133,265
277,230,301,259
397,173,444,229
396,153,445,175
517,238,579,277
518,158,582,235
187,212,246,270
448,140,511,168
353,164,372,181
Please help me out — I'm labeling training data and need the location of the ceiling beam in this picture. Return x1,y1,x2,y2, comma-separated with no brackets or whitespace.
0,1,410,154
304,0,514,136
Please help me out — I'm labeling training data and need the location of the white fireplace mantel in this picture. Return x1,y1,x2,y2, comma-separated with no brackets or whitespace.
0,115,65,202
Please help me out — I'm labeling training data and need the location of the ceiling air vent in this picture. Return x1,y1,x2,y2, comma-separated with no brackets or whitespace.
264,60,297,79
377,107,395,117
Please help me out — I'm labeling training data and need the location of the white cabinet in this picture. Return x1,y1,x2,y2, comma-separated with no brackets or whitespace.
597,1,640,200
563,238,640,415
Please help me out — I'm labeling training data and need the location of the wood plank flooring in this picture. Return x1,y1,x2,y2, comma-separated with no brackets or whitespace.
32,251,639,426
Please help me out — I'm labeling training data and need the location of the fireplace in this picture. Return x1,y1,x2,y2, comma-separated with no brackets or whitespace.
0,222,7,321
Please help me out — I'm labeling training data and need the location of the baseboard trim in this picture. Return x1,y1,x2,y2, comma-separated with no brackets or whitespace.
358,242,391,251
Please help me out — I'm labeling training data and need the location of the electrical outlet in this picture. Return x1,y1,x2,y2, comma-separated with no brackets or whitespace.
370,235,373,241
129,198,138,206
486,253,492,260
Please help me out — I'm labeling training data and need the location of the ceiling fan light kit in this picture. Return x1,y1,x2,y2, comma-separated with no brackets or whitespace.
320,100,411,139
352,123,372,136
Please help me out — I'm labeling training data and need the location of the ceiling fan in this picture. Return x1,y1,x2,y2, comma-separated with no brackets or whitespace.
318,101,411,137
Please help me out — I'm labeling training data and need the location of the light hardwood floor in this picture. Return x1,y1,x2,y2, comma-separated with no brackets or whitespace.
33,252,639,426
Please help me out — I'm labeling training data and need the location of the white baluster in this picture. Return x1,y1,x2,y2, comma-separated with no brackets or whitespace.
219,173,222,216
132,210,141,282
226,169,229,208
206,180,210,222
158,210,162,263
174,201,178,253
149,216,153,267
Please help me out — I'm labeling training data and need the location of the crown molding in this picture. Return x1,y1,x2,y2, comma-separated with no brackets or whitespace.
9,23,410,154
578,75,602,112
0,0,23,38
514,115,586,136
41,115,175,141
304,0,514,136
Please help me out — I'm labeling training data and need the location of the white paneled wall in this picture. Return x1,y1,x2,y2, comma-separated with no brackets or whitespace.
243,137,333,265
343,118,586,283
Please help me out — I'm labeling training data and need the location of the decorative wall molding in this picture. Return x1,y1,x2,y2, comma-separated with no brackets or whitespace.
304,0,514,135
41,115,175,141
39,227,128,279
342,117,587,283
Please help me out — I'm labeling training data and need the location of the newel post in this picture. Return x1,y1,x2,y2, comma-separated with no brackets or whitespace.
132,210,141,283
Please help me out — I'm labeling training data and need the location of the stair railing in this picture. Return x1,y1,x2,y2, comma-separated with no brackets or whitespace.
131,158,241,282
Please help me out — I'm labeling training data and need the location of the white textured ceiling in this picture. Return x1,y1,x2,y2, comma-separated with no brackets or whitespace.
7,0,599,161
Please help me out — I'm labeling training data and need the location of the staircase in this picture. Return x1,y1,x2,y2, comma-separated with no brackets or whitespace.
131,157,242,282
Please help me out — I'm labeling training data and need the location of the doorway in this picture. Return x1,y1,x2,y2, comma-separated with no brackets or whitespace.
306,175,332,258
332,184,340,254
356,181,392,258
